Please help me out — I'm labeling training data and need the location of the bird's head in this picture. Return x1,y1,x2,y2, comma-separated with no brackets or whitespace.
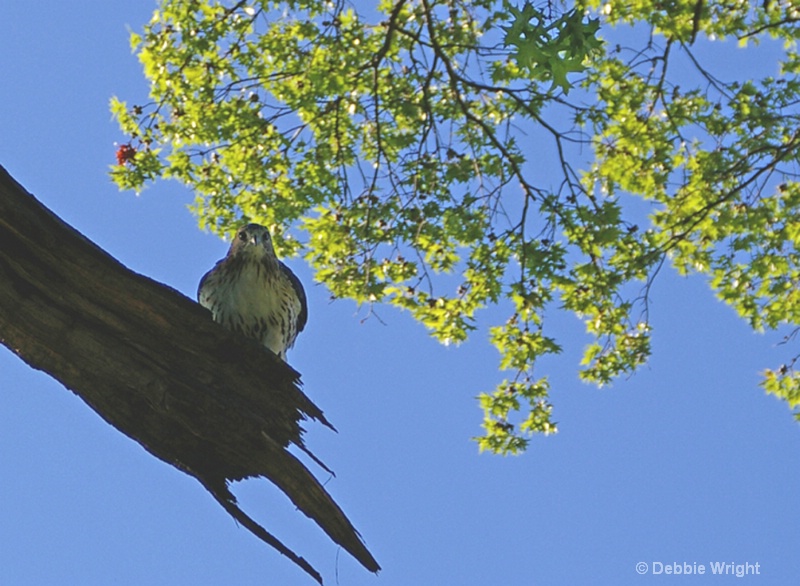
229,223,276,259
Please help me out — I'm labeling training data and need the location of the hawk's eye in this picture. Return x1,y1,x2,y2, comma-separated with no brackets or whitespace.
238,230,248,242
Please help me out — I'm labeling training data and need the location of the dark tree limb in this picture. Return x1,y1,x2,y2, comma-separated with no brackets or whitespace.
0,165,380,583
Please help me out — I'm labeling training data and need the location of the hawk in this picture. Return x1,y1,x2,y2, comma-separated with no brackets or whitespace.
198,223,307,360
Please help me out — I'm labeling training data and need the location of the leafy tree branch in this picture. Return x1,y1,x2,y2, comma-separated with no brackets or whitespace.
112,0,800,453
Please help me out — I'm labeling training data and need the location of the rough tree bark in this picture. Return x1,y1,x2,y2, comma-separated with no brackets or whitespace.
0,165,379,583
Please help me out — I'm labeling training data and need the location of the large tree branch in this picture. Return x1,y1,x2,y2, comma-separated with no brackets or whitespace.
0,165,379,583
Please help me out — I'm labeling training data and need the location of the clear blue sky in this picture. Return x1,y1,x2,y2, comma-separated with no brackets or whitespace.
1,2,799,585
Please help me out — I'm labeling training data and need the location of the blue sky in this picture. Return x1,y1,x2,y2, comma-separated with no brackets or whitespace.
2,2,800,585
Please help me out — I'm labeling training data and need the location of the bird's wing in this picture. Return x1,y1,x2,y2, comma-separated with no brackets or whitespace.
280,261,308,333
196,270,211,302
196,260,220,301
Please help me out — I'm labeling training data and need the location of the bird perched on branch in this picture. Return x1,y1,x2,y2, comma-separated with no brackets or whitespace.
198,223,307,360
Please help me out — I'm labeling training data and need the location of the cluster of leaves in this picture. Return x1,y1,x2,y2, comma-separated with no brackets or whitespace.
504,2,601,92
112,0,800,453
